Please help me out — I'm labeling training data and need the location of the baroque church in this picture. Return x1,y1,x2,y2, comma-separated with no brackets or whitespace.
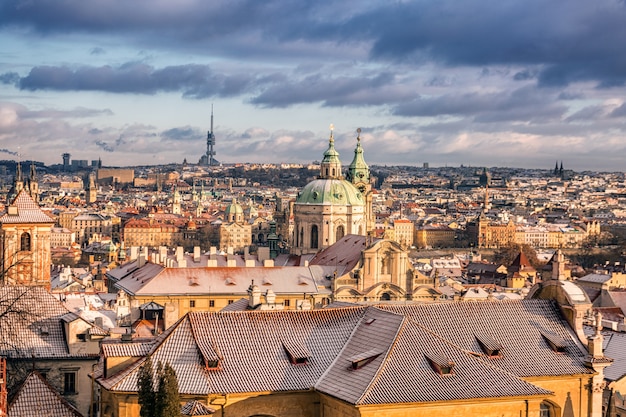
292,127,374,255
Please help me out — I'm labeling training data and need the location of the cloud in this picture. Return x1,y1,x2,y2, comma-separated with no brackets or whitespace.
161,126,202,141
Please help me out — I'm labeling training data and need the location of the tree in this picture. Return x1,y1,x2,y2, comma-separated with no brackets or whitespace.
137,358,180,417
492,242,542,269
137,356,155,417
155,363,180,417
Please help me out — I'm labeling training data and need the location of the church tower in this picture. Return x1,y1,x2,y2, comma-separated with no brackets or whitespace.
0,190,54,287
346,128,374,234
172,187,182,215
86,172,97,204
28,162,39,203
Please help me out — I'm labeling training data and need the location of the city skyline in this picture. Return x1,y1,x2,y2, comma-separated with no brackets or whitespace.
1,0,626,170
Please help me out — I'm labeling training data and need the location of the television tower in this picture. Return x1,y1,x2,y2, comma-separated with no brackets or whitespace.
199,105,219,166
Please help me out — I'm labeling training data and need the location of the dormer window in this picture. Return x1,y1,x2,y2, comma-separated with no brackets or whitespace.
425,352,455,376
348,349,382,370
282,340,310,365
541,331,567,353
475,333,503,358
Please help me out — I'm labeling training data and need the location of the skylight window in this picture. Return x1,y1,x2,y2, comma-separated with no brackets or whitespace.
348,349,382,370
541,331,567,353
282,340,311,365
475,333,503,357
425,352,455,376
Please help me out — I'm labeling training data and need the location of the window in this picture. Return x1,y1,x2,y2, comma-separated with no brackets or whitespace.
20,232,31,251
209,300,215,308
189,300,196,308
540,401,556,417
284,299,290,307
336,225,345,242
228,300,233,305
63,372,77,394
310,225,318,249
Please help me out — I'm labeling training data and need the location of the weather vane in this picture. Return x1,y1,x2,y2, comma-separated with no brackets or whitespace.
329,123,334,140
357,128,361,141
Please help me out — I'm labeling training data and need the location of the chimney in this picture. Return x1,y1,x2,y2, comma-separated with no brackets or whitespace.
175,246,184,261
159,246,168,262
193,246,201,263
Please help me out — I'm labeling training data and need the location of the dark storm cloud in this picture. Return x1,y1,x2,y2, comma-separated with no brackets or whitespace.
9,63,263,98
3,0,626,92
610,104,626,118
251,71,415,107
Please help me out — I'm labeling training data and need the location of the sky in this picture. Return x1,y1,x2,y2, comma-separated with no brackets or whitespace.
1,0,626,171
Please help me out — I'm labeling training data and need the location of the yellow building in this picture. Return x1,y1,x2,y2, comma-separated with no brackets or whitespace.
122,218,181,247
108,252,331,328
391,218,414,249
96,299,604,417
416,224,456,248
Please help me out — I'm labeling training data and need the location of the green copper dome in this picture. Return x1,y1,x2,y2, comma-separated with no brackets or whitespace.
296,179,364,206
225,199,243,215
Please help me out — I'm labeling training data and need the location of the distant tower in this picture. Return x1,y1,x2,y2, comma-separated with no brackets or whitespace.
86,172,97,204
7,161,24,204
62,153,71,172
199,106,219,166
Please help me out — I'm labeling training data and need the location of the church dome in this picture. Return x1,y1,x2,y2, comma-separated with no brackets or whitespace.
225,199,244,215
296,178,364,206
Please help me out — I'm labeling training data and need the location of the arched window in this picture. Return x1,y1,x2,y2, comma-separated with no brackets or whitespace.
310,225,319,249
381,292,392,301
20,232,31,251
336,225,345,242
540,400,560,417
299,227,304,247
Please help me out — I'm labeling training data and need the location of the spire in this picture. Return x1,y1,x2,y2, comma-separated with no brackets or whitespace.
28,161,39,203
320,124,342,179
346,128,370,191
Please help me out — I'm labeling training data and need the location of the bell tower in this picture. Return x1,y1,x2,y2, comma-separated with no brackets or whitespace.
0,190,54,287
